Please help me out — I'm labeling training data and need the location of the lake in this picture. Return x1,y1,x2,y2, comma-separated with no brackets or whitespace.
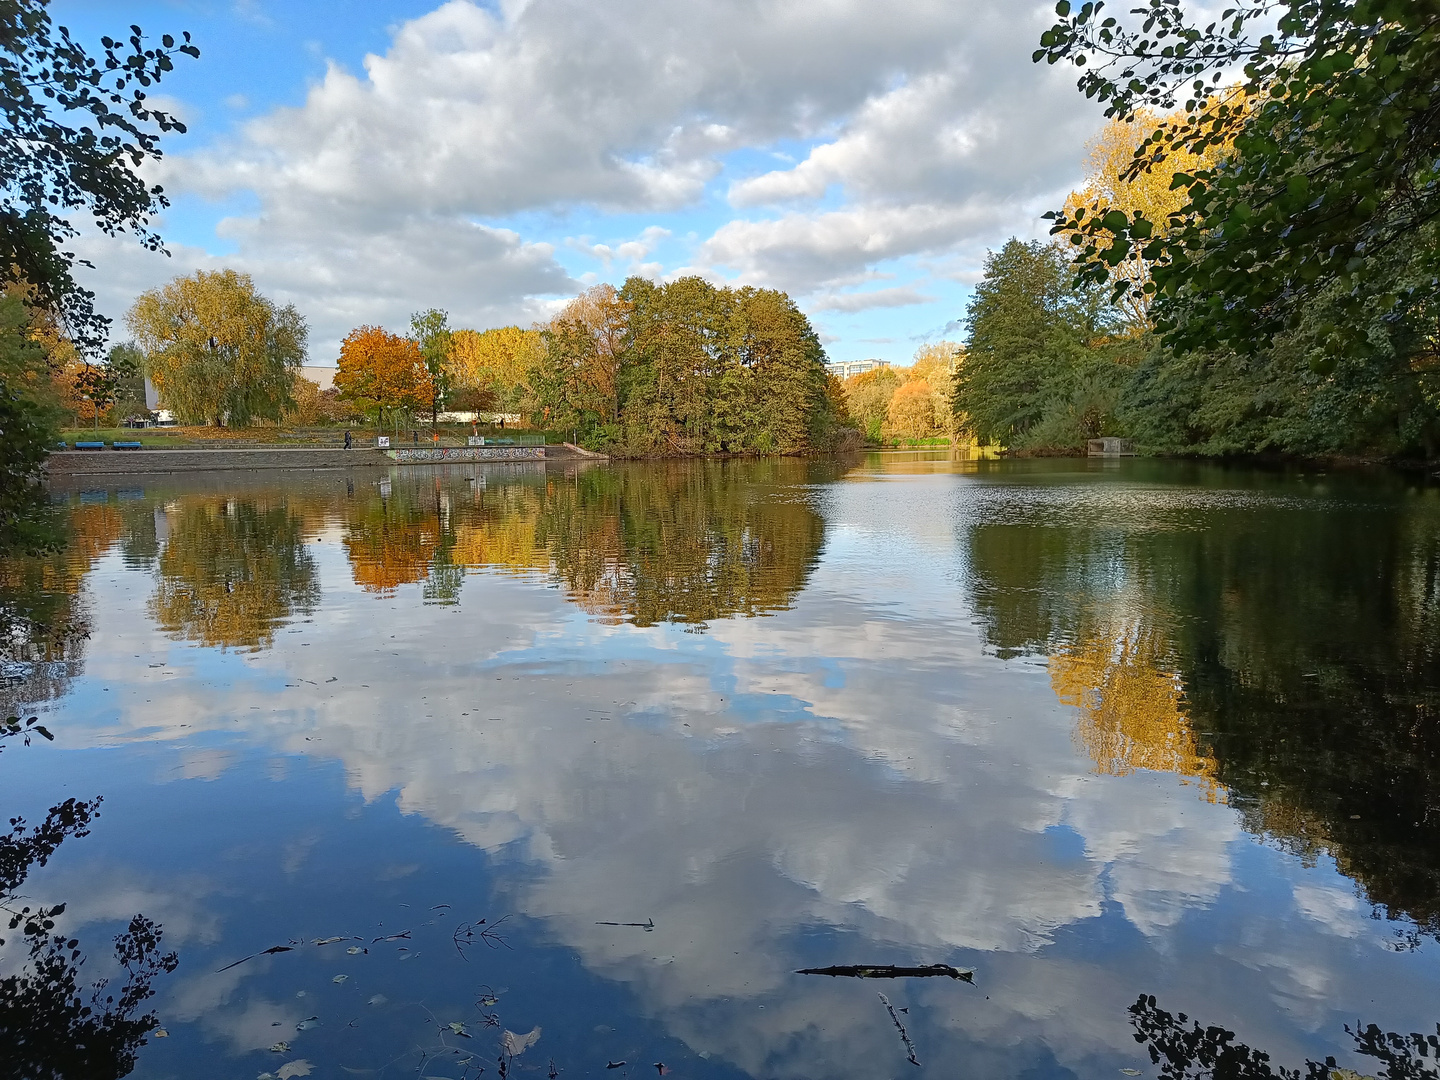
4,453,1439,1079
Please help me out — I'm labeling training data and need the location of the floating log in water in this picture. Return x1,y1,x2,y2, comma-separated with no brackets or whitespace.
795,963,974,983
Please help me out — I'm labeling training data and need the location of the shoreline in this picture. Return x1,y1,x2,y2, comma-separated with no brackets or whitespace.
43,443,602,477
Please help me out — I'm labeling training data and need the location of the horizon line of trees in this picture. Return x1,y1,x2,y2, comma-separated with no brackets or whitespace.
103,270,858,456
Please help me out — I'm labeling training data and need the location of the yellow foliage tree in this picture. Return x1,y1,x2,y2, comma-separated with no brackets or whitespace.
885,379,939,439
543,283,633,424
126,269,307,426
334,326,433,429
449,325,543,415
842,367,901,442
1061,108,1236,330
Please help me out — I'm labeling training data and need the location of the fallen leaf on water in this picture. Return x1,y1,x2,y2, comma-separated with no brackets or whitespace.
332,974,348,984
296,1017,320,1031
269,1042,290,1054
346,946,362,955
503,1027,541,1056
314,937,347,946
606,1062,626,1070
277,1061,313,1079
152,1029,168,1038
367,995,387,1006
448,1021,472,1038
1120,1071,1142,1076
257,1073,277,1080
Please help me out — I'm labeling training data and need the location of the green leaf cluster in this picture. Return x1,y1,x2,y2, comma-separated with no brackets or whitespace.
0,0,198,352
1037,0,1440,361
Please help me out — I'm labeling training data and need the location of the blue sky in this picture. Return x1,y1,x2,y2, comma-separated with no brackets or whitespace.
57,0,1104,363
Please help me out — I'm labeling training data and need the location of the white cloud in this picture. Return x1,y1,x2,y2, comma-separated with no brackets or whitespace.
810,285,936,312
74,0,1107,355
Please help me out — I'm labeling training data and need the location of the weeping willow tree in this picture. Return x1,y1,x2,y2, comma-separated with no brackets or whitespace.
126,269,307,426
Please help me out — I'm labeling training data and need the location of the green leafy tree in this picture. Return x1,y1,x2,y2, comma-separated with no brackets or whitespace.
952,239,1128,448
409,308,452,427
1035,0,1440,357
0,295,63,551
1,2,198,352
125,269,307,426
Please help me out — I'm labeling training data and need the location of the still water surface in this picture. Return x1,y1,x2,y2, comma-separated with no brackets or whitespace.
4,454,1439,1078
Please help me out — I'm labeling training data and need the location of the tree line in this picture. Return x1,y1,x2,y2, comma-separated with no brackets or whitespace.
110,271,855,456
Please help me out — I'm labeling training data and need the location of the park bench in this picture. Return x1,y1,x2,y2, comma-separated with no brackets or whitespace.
112,442,142,450
74,441,105,450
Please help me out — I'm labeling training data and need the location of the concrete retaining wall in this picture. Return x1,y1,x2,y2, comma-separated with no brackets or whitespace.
45,447,390,475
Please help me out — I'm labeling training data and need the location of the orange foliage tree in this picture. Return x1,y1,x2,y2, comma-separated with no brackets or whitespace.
333,326,433,430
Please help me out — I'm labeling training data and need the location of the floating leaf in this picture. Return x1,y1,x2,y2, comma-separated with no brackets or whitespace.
367,994,387,1006
1120,1071,1142,1077
277,1062,313,1080
314,937,347,946
152,1029,168,1038
332,974,348,984
503,1027,541,1056
269,1042,290,1054
346,946,362,955
296,1017,320,1031
448,1021,472,1038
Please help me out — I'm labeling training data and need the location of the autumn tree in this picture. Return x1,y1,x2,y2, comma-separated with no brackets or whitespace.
1059,109,1234,331
285,376,347,425
842,367,901,442
885,380,939,439
334,325,433,430
66,344,143,428
126,270,307,426
449,326,544,416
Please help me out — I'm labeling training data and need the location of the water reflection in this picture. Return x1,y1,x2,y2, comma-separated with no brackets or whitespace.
152,497,321,651
138,461,830,627
0,499,124,715
964,465,1440,936
13,459,1440,1079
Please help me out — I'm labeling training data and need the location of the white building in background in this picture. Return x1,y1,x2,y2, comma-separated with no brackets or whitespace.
299,365,336,391
826,358,891,378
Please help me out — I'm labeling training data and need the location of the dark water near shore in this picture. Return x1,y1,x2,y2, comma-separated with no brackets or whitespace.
3,454,1439,1079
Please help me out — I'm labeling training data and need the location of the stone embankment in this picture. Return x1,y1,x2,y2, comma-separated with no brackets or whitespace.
45,442,605,477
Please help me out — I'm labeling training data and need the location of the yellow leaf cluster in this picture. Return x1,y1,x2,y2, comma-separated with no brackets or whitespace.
449,326,543,399
1061,104,1239,328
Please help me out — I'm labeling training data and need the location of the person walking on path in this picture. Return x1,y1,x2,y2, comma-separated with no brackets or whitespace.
344,430,352,450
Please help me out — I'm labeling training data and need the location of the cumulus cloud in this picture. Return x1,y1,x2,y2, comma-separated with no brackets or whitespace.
73,0,1104,355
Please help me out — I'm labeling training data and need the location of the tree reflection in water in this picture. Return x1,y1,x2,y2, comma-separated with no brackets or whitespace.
0,501,179,1080
1128,994,1439,1080
340,461,829,625
151,496,321,650
964,467,1440,937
